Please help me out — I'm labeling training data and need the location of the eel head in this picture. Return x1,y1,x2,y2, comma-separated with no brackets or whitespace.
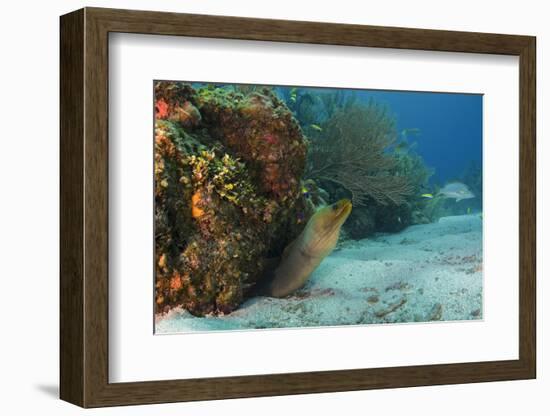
302,198,352,258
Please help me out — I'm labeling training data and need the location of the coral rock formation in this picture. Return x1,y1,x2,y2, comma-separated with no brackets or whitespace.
154,82,310,316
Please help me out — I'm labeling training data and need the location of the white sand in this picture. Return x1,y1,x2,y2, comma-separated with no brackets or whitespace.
156,214,483,333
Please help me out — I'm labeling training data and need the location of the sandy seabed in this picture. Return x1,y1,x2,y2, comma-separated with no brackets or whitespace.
156,214,483,333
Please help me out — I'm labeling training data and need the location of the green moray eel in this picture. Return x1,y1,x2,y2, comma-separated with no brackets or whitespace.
264,198,352,298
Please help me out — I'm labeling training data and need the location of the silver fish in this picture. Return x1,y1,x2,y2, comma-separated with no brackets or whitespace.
438,182,475,202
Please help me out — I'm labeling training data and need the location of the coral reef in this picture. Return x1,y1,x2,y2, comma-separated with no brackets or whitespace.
154,82,311,316
154,82,438,314
196,86,306,201
304,100,434,238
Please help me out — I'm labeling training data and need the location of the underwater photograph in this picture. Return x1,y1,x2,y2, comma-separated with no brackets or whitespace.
153,81,483,333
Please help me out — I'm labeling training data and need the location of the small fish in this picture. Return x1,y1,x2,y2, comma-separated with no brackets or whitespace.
467,207,472,214
421,193,434,199
301,185,310,197
310,124,323,132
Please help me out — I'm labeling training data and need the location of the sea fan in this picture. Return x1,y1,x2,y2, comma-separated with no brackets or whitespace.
306,101,413,206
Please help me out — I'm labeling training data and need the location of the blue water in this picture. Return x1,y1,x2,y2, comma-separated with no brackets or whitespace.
275,85,483,185
355,90,482,185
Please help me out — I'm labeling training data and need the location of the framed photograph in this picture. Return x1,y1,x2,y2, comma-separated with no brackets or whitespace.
60,7,536,408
